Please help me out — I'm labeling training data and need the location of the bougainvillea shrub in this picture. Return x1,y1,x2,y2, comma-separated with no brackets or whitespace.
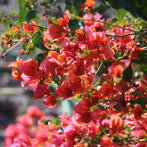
1,0,147,146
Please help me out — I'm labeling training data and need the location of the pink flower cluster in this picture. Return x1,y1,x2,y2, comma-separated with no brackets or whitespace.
3,105,147,147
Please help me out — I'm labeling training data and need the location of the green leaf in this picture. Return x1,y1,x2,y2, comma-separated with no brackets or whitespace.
15,13,20,18
98,105,105,111
105,0,137,17
110,17,117,23
94,4,109,14
65,0,85,16
41,119,50,125
22,42,33,51
1,42,5,51
8,10,18,15
18,0,29,22
69,19,80,36
43,0,50,3
4,18,12,29
114,104,120,111
132,89,142,97
26,11,36,22
51,17,58,24
32,31,48,51
28,47,36,56
135,0,147,21
137,51,147,76
32,15,41,25
116,9,127,25
35,52,48,64
122,86,128,92
123,63,132,82
140,20,147,29
82,50,90,56
105,0,147,20
131,97,147,110
50,117,61,126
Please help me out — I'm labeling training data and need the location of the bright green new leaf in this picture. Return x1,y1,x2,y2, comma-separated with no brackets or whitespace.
18,0,29,22
117,9,127,25
8,10,18,16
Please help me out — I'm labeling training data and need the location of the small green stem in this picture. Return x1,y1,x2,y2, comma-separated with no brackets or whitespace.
70,14,84,21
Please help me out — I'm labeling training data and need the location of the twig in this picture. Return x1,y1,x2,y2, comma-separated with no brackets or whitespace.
92,62,103,88
2,39,24,56
106,33,135,37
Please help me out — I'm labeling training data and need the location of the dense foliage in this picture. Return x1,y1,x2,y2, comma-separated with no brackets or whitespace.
0,0,147,146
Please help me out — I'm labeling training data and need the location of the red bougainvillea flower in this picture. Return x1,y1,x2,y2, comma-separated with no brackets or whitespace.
132,129,146,138
84,13,105,31
135,142,147,147
27,105,44,118
55,81,73,98
58,10,70,27
53,134,65,147
90,108,107,130
127,41,143,60
99,81,114,98
67,72,83,93
43,11,70,43
12,25,21,34
75,29,87,41
115,80,129,92
111,27,135,54
8,57,24,68
64,124,76,146
13,58,45,90
32,83,50,99
5,124,27,145
84,0,95,8
42,95,58,108
23,21,37,34
87,121,99,138
107,62,125,78
110,115,124,132
74,98,91,123
43,37,52,49
17,114,33,127
100,136,113,147
8,57,24,81
18,59,39,76
133,105,144,119
44,23,63,41
11,135,32,147
11,68,23,81
39,51,65,77
34,128,50,143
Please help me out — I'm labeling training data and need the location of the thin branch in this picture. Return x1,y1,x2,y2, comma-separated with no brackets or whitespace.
106,33,135,37
2,39,24,56
92,62,103,88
